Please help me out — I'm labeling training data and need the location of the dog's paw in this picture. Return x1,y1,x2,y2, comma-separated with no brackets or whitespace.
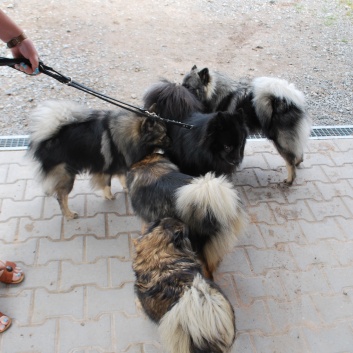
284,178,294,186
65,211,79,220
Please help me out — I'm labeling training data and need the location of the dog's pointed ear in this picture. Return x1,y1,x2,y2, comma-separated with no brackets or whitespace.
191,64,198,71
148,103,157,114
173,228,186,247
141,117,156,133
198,68,210,85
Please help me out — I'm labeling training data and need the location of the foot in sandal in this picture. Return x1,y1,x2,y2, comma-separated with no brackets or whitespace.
0,260,25,284
0,313,12,333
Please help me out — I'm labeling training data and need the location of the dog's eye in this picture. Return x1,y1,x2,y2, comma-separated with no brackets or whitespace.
224,145,233,153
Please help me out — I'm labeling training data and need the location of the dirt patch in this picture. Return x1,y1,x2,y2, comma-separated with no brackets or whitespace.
0,0,352,135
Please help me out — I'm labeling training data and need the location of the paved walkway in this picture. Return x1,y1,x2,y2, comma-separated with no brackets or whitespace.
0,138,352,353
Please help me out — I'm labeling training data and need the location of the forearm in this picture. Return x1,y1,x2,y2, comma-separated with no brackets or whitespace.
0,9,23,43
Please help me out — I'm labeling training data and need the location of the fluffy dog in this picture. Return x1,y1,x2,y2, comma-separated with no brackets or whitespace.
127,151,247,275
182,65,312,184
133,217,236,353
28,100,170,220
143,80,248,177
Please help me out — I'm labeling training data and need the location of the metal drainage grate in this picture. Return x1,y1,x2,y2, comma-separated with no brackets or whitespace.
248,125,353,140
0,126,352,151
0,135,29,150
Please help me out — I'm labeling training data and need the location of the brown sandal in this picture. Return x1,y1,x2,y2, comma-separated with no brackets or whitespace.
0,313,12,333
0,261,25,284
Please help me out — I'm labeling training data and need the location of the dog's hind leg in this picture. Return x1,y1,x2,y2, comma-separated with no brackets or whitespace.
91,173,115,200
275,145,297,185
57,192,78,220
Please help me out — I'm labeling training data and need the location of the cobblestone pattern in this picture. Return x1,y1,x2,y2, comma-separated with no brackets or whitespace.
0,138,353,353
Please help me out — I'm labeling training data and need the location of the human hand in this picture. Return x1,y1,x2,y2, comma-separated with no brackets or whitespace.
10,38,40,75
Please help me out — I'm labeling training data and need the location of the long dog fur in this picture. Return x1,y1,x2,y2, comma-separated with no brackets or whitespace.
133,217,236,353
182,66,312,184
28,100,170,219
127,152,247,274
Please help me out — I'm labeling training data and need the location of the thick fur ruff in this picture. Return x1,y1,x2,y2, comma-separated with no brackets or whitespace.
133,218,236,353
127,153,247,274
28,100,170,220
143,80,248,177
182,66,312,184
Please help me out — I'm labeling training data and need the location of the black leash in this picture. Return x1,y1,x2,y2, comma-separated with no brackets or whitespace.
0,57,193,129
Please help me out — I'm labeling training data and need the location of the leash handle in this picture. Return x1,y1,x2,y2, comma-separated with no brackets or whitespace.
0,57,31,67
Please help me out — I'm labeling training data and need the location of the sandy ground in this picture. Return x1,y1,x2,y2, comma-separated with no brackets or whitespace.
0,0,352,135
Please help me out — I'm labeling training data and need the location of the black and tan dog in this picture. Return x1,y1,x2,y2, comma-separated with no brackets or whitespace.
133,217,236,353
182,66,312,184
28,100,169,220
127,151,247,275
143,80,248,177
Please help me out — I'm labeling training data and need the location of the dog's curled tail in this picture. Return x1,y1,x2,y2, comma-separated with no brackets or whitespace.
29,100,89,147
159,274,235,353
251,77,306,123
175,173,247,272
176,172,246,237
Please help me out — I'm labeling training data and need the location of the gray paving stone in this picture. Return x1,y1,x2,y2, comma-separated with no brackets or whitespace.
86,192,128,217
0,180,26,200
325,267,353,293
234,271,287,305
311,292,353,324
6,163,36,182
240,153,270,170
231,333,256,353
321,164,353,182
58,316,112,353
233,168,260,187
0,319,57,353
327,239,353,266
269,200,316,224
302,150,336,167
0,289,32,325
315,179,353,200
0,238,37,265
282,182,324,203
86,234,130,262
299,217,348,243
242,184,287,206
289,241,340,270
217,247,253,276
0,197,43,221
236,222,266,248
0,217,18,242
18,262,60,292
107,214,143,236
306,196,352,221
257,220,307,248
110,258,135,287
37,237,84,265
62,214,106,239
18,216,62,241
267,295,322,330
303,323,353,353
23,178,45,199
234,300,273,334
32,287,85,323
86,283,136,318
114,312,160,352
279,268,331,300
251,328,310,353
246,246,298,275
60,259,109,291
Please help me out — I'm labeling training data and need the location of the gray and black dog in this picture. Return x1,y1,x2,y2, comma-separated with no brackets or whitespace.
182,65,312,184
